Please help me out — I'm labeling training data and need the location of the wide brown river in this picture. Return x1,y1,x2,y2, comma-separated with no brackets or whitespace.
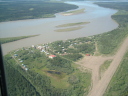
0,1,118,55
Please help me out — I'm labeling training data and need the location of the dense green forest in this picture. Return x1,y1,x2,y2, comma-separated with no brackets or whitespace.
94,2,128,54
0,1,78,22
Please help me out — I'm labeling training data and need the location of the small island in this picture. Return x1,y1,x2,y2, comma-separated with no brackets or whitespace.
55,22,89,32
61,8,85,16
55,26,84,32
56,22,90,28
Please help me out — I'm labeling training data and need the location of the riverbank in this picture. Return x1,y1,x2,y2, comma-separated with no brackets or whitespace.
1,1,118,55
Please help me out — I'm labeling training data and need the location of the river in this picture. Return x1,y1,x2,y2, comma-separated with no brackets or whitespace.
0,1,118,55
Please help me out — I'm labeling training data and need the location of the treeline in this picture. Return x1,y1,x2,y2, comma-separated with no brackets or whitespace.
0,35,39,44
5,61,40,96
63,53,83,61
95,2,128,11
94,2,128,54
0,1,78,22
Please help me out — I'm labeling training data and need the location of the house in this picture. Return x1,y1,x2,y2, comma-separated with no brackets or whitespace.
41,49,45,52
37,46,42,50
20,60,23,62
86,54,90,56
25,68,28,71
49,55,56,59
14,54,18,57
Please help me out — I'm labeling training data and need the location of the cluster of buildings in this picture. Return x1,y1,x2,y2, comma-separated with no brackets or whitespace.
32,45,56,59
13,54,29,71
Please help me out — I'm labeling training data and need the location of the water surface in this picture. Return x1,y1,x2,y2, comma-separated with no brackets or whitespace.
0,1,118,55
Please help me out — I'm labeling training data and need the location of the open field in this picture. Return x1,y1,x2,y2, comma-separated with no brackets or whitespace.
77,37,128,96
99,60,112,79
62,8,85,16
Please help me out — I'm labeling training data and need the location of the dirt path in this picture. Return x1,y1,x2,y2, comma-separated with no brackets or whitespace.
77,37,128,96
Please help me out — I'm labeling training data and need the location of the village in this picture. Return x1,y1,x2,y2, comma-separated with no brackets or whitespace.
11,36,95,71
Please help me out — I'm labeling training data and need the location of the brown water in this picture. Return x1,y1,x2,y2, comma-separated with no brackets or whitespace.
0,1,118,55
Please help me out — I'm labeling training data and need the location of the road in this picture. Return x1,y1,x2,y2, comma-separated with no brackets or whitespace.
77,37,128,96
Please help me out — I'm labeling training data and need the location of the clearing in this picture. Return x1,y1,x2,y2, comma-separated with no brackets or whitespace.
77,37,128,96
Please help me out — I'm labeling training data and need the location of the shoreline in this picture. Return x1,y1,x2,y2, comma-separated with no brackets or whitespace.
1,1,119,55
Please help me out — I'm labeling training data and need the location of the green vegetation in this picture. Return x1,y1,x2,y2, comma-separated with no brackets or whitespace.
62,8,85,15
0,35,39,44
94,2,128,96
99,60,112,79
3,2,128,96
4,36,94,96
0,1,78,22
49,37,95,55
55,26,84,32
103,50,128,96
63,53,83,61
56,22,89,28
55,22,89,32
94,2,128,55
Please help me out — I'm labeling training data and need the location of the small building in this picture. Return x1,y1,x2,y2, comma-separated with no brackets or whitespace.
32,45,35,48
20,60,23,62
86,54,90,56
41,49,45,52
25,68,28,71
37,46,42,50
14,54,18,57
49,55,56,59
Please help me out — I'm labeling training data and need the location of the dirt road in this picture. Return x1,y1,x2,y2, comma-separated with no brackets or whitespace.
77,37,128,96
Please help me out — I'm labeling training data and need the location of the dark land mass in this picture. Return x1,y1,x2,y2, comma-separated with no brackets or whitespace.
0,1,78,22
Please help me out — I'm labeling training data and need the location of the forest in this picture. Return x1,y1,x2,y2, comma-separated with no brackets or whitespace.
0,1,78,22
94,2,128,54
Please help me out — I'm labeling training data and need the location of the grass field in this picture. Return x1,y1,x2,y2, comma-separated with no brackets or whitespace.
99,60,112,79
